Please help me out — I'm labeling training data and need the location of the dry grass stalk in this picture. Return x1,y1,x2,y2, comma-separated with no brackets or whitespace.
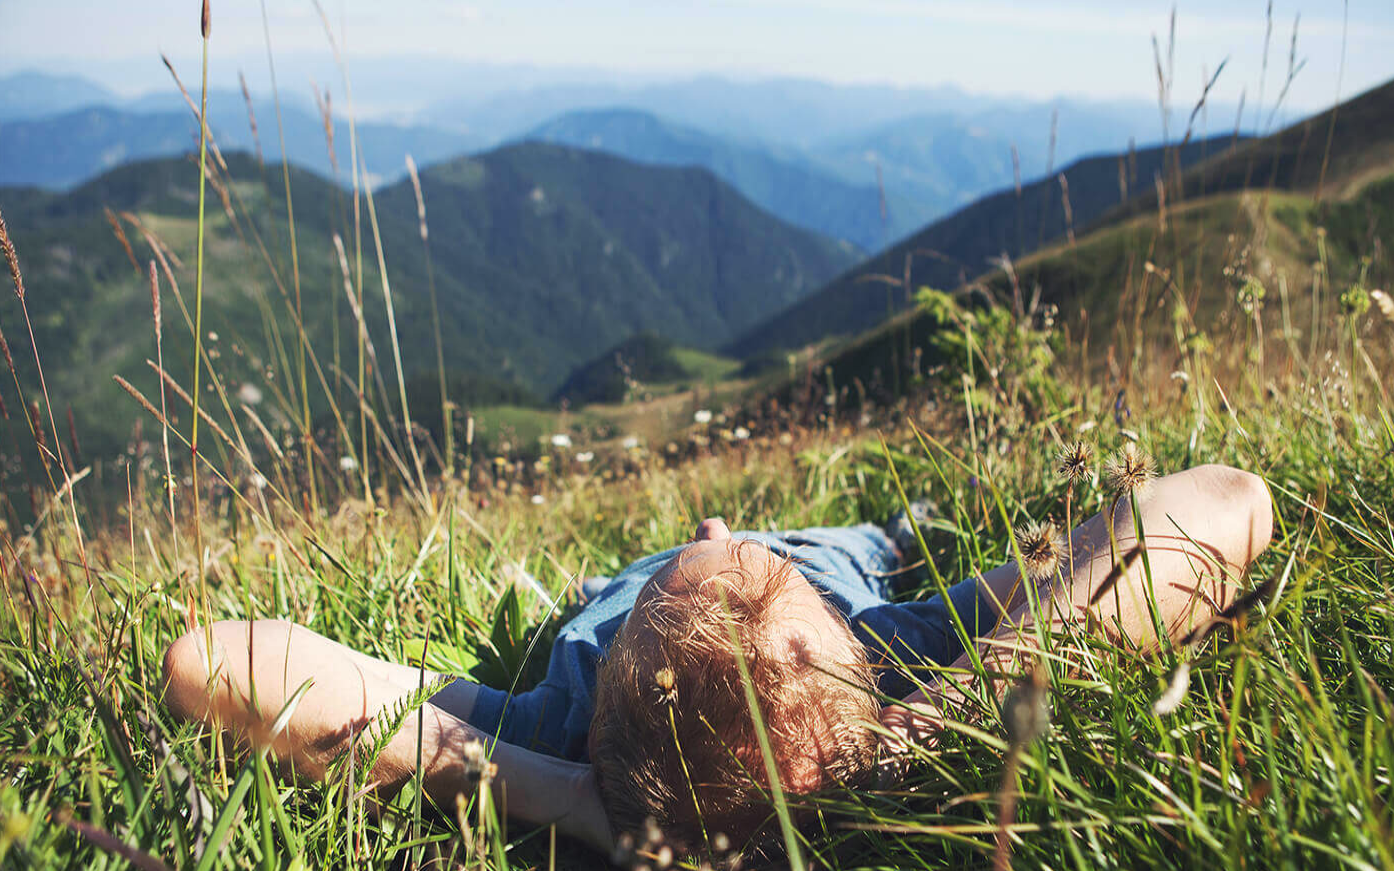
103,208,141,276
28,401,50,472
144,360,237,456
238,70,264,166
1058,173,1076,247
66,407,81,466
150,260,180,565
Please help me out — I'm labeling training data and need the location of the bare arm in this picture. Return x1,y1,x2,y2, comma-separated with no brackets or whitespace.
880,464,1273,753
161,620,613,853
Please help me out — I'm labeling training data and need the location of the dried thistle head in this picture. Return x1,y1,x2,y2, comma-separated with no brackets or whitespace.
1104,442,1156,496
653,667,677,706
1056,440,1093,483
1014,519,1065,583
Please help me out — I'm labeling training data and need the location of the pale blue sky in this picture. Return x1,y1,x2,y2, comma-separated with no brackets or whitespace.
2,0,1390,115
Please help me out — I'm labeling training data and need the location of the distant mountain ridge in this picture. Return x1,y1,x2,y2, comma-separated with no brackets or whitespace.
3,70,1204,249
0,99,481,190
0,70,120,121
524,108,917,251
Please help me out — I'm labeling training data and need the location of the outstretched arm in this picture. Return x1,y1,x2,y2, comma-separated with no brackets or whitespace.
880,463,1273,750
161,620,613,853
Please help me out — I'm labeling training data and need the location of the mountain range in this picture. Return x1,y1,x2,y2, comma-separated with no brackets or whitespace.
728,131,1240,357
3,70,1198,250
0,141,856,461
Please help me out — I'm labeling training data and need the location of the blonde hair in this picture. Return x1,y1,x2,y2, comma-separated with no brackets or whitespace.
589,541,880,855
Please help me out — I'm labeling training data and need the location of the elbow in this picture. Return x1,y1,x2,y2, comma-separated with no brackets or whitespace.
1194,464,1274,567
161,624,223,724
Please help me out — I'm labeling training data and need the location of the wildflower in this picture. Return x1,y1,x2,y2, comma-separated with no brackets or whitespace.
1236,276,1266,314
249,473,267,490
1055,440,1093,482
237,383,263,405
530,494,545,505
1077,420,1097,434
653,667,677,705
1105,442,1156,495
338,455,358,472
621,435,640,450
1014,520,1065,582
575,451,594,463
1340,285,1371,317
733,426,750,440
1151,661,1191,716
693,409,712,424
550,433,572,448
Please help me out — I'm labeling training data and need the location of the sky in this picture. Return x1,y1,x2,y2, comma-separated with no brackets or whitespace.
2,0,1391,116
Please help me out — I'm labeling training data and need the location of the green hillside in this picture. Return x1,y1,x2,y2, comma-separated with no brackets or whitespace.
0,142,857,467
728,133,1236,358
552,331,740,406
780,144,1392,404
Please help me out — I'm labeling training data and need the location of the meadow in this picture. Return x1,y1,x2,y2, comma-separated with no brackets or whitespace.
1,9,1393,870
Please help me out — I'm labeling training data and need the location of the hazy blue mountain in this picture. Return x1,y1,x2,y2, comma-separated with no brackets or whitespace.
429,75,991,148
523,108,934,251
810,113,1019,225
0,99,480,189
0,71,120,121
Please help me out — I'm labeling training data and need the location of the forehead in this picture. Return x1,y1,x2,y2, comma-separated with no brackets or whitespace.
647,538,784,595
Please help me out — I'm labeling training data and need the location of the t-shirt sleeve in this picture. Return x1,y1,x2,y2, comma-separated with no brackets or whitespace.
463,682,579,758
851,574,1001,699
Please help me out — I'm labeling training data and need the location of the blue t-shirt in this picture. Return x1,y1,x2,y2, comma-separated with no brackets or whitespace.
461,524,996,761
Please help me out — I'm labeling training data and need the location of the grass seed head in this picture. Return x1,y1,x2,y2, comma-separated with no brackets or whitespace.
0,210,24,300
1056,440,1093,483
1105,441,1156,496
1015,519,1065,582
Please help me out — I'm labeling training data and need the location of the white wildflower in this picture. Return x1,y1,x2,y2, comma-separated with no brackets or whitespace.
693,409,712,424
339,455,359,472
733,426,750,440
575,451,594,463
530,494,545,505
621,435,640,450
237,383,263,405
550,433,573,448
249,473,267,490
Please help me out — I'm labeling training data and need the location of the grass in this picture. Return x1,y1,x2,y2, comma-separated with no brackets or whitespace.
1,11,1393,871
2,274,1392,868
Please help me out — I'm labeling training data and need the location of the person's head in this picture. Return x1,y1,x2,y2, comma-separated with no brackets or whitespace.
589,517,881,856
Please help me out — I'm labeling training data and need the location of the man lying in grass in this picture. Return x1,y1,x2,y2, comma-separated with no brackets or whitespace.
161,459,1272,860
